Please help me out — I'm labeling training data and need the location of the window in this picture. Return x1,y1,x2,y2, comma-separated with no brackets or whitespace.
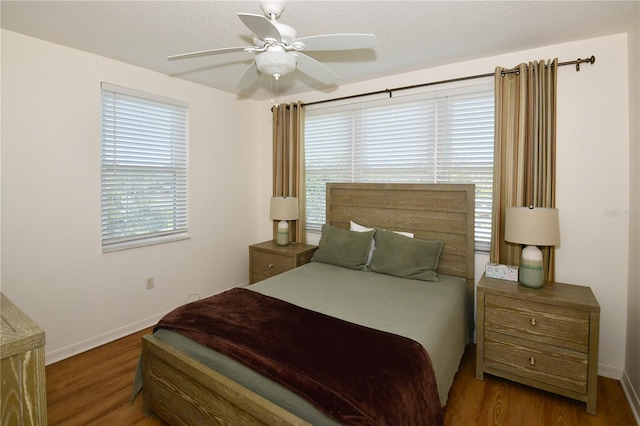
305,83,494,251
100,83,188,251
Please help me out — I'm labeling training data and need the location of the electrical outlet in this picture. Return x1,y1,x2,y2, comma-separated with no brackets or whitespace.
146,277,154,290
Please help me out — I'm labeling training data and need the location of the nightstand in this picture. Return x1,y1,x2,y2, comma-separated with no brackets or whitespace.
476,274,600,415
249,240,318,284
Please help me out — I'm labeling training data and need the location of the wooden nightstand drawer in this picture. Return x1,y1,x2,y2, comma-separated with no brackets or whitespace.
252,251,293,277
485,293,590,352
249,241,318,284
485,330,588,394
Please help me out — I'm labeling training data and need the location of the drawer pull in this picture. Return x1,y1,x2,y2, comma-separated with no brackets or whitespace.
530,318,537,326
268,263,274,268
529,357,536,366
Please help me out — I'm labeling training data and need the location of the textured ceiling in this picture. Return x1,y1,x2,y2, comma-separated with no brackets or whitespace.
2,1,638,100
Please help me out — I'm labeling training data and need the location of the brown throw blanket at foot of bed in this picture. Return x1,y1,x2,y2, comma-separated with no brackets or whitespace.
155,287,443,426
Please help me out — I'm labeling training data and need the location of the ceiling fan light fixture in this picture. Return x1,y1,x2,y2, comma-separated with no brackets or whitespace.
168,0,377,89
255,50,297,79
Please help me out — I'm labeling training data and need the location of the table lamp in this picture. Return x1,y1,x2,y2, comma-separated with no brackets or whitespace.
270,196,298,246
504,206,560,288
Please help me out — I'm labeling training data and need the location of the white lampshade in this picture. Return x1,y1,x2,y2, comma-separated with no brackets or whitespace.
270,197,298,221
505,207,560,289
505,207,560,246
255,50,297,79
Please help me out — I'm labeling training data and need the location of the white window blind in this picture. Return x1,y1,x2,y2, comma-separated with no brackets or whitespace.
305,84,494,251
101,83,188,251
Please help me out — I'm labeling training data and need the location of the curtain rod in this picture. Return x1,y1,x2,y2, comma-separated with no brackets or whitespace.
302,55,595,108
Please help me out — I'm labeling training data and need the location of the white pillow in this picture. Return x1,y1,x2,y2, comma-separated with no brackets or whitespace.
349,221,414,265
350,221,373,233
349,220,414,237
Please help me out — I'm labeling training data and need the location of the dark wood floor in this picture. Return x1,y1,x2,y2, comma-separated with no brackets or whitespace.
46,327,637,425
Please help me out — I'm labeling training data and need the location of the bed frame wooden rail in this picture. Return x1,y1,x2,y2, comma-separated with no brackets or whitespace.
142,335,309,425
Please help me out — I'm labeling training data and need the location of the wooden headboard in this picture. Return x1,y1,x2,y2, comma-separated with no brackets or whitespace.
326,183,475,292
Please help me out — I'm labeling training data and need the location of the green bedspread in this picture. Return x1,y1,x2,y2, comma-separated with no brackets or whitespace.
134,262,473,425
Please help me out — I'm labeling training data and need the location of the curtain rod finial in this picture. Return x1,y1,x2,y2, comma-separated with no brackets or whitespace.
576,55,596,71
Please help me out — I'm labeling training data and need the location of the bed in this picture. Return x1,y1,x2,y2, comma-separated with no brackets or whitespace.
139,183,475,425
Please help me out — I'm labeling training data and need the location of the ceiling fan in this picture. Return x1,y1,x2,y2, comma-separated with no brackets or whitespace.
167,0,377,90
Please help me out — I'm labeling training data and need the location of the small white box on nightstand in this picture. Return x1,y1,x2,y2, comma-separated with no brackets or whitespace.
485,263,519,281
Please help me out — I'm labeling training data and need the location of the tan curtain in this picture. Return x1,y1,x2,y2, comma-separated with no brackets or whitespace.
491,59,558,281
272,102,306,243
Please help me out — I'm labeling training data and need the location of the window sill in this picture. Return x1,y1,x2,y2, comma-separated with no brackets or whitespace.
102,233,190,253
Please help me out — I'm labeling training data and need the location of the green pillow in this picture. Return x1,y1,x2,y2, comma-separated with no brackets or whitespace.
369,229,444,281
311,224,375,271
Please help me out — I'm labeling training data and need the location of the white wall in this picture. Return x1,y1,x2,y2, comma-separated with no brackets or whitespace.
259,33,632,379
553,34,630,379
625,13,640,422
0,30,262,363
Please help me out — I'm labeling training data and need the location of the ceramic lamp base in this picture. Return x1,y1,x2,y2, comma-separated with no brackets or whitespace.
276,220,290,246
519,245,544,288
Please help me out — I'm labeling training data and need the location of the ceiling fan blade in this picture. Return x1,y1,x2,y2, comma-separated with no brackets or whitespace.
238,13,281,42
293,34,377,51
167,46,252,61
237,61,260,90
293,53,338,85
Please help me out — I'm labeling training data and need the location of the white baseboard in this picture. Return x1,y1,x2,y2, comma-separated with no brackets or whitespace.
44,286,241,366
622,371,640,426
598,363,624,380
45,312,167,365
